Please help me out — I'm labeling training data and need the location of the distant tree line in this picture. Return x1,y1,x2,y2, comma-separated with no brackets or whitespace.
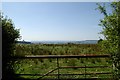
17,40,31,44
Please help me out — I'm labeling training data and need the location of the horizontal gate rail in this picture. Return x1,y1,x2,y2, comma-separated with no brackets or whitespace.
60,65,111,68
16,72,112,76
12,54,111,59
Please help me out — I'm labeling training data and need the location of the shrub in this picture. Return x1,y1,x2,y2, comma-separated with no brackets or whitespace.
1,13,20,79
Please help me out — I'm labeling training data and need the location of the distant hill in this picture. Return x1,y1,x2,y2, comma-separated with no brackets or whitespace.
31,40,98,44
74,40,98,44
17,40,98,44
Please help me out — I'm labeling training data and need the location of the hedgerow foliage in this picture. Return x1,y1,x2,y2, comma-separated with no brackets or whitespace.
96,2,120,79
1,12,20,79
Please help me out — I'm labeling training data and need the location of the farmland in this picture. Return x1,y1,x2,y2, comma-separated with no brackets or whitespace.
13,43,113,79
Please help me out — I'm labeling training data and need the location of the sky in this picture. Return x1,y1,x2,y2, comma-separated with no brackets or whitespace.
2,0,115,2
2,2,111,41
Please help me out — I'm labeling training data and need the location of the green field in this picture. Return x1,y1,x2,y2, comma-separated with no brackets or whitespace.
13,44,113,79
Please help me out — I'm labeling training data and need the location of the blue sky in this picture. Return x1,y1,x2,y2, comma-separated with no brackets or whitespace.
2,2,111,41
2,0,115,2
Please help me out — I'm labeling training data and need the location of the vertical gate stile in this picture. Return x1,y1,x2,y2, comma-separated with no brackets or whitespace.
85,64,86,79
57,58,60,79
